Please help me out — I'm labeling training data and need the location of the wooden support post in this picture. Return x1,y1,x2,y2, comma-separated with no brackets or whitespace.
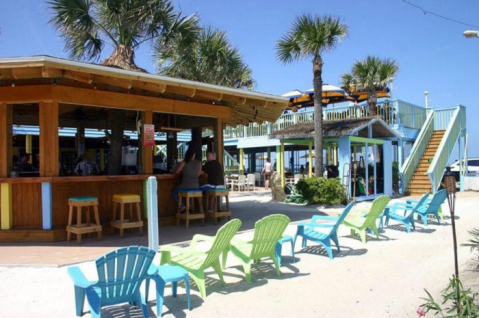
214,118,224,166
0,103,13,177
99,149,105,171
39,101,59,177
141,110,153,174
334,146,338,166
1,183,13,230
26,135,33,163
41,182,52,230
239,148,244,175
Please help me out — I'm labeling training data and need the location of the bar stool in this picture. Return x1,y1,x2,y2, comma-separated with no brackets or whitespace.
110,194,144,238
204,189,231,225
176,190,205,228
66,196,102,244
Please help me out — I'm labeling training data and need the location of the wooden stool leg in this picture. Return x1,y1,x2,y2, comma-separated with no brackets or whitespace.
226,195,231,220
120,203,125,238
86,206,92,238
185,198,190,229
176,197,182,226
212,196,217,225
191,198,195,214
76,206,82,244
129,203,133,221
111,201,117,235
67,204,73,241
94,204,102,241
136,202,143,236
198,197,205,226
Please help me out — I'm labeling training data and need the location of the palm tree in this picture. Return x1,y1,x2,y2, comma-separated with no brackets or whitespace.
276,15,348,177
156,26,254,89
48,0,198,174
340,56,399,116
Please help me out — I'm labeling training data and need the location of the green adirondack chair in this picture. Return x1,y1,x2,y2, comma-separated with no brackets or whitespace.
159,218,242,299
223,214,291,283
342,195,390,243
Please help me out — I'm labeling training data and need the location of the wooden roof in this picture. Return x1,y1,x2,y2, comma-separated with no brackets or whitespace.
269,117,399,139
0,56,289,125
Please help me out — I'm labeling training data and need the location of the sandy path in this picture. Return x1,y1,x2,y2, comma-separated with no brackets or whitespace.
1,191,478,318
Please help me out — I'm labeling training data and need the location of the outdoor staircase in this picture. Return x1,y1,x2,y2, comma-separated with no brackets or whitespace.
406,130,445,196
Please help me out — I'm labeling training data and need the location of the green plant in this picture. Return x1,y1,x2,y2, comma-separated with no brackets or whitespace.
420,276,479,317
294,177,346,205
462,229,479,269
284,185,308,204
392,161,399,192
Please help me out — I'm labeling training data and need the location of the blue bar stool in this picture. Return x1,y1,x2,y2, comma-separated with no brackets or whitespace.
146,265,191,317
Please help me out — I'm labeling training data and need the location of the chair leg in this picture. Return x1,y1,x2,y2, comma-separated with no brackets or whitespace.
145,278,150,303
156,279,166,317
289,239,296,262
242,261,252,283
275,241,283,267
222,249,229,269
358,230,367,244
302,237,307,248
189,270,207,299
271,252,281,277
172,282,177,298
135,291,149,318
85,290,101,318
405,222,411,233
330,232,340,252
322,240,333,259
185,275,191,311
74,286,85,317
212,260,225,286
410,217,416,230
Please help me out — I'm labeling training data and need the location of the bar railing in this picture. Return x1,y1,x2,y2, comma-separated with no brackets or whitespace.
427,105,466,192
399,110,435,192
433,107,457,130
224,150,241,175
223,99,426,139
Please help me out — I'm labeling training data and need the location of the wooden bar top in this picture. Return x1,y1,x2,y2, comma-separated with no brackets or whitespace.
0,174,180,184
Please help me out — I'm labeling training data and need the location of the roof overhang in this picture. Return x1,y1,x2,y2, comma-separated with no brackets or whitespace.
0,56,289,125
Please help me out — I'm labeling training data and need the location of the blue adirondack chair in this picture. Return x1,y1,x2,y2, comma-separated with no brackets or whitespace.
410,189,447,225
293,202,354,259
384,193,430,233
67,246,156,318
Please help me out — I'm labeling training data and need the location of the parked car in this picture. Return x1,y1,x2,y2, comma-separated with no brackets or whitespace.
449,158,479,181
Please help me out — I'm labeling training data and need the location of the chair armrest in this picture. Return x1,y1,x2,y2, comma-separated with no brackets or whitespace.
297,222,334,228
147,264,158,276
160,245,188,253
406,199,420,205
313,215,339,222
67,266,95,289
191,234,215,249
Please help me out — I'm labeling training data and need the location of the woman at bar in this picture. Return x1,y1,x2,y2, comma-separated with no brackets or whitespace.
172,145,202,212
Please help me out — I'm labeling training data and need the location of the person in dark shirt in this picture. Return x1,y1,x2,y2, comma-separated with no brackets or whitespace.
201,151,225,190
18,153,35,172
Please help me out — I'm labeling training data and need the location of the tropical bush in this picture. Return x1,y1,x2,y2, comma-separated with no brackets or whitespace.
291,177,346,205
392,161,400,193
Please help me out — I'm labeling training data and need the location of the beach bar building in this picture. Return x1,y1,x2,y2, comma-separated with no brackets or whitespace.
0,56,289,242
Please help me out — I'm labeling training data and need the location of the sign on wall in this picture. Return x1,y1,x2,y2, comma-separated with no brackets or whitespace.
143,124,155,147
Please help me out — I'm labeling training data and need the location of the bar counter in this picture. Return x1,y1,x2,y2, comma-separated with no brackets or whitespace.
0,174,182,233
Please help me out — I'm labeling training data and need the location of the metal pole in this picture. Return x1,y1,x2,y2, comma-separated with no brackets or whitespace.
424,91,429,109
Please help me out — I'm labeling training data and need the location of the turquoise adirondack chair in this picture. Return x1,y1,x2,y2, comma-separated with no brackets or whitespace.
342,195,390,243
384,193,429,233
294,201,355,259
67,246,156,318
160,219,242,298
409,189,447,225
222,214,291,283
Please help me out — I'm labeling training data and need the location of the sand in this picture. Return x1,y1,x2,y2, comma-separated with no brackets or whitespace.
1,191,479,318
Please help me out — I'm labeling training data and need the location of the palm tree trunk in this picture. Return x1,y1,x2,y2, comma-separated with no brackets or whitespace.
101,44,147,73
367,89,378,116
313,56,324,177
107,109,125,175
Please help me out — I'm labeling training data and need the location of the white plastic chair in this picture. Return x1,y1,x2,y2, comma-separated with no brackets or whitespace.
246,174,255,191
232,175,246,191
254,172,263,187
294,174,304,184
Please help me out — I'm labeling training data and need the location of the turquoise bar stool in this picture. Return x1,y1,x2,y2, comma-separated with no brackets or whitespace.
146,265,191,317
66,196,102,244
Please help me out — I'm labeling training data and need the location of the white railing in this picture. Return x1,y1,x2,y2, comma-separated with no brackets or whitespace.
399,111,435,192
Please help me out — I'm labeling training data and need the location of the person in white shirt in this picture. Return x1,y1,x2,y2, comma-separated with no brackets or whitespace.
261,157,273,190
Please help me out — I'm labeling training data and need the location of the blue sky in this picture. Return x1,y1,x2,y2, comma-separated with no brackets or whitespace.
1,0,478,157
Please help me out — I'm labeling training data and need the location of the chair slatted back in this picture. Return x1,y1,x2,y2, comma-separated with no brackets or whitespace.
250,214,291,258
425,189,447,213
247,174,255,184
363,195,390,226
204,219,242,267
95,246,155,299
310,202,354,235
410,193,430,215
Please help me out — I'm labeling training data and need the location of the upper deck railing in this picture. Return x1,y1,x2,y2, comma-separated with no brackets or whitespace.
224,99,426,139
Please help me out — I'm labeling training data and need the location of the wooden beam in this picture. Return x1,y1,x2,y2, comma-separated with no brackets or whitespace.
132,81,166,94
141,110,153,174
0,69,13,80
58,104,79,116
0,103,13,177
39,101,59,177
245,98,267,108
214,117,224,166
165,85,196,97
11,67,43,79
42,67,63,78
93,75,133,90
63,70,93,84
0,85,53,103
195,91,223,101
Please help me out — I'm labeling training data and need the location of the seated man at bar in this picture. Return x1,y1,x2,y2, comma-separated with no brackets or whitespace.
200,151,225,191
74,156,99,176
173,145,202,212
17,153,35,173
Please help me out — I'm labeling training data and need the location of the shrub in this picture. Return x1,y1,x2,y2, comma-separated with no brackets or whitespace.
293,176,346,205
